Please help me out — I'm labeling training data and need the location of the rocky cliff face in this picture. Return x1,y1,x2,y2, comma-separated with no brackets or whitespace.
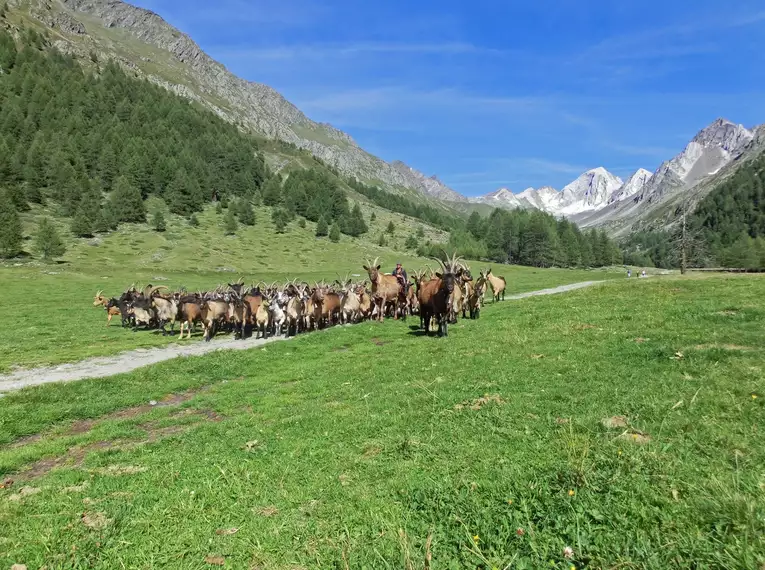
632,119,753,205
27,0,466,200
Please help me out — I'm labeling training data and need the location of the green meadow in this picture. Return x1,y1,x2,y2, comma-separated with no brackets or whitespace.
1,275,763,569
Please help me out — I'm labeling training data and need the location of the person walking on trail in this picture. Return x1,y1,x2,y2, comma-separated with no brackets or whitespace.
627,269,632,278
392,262,408,293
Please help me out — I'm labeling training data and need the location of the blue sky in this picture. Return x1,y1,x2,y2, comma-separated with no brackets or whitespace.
132,0,765,196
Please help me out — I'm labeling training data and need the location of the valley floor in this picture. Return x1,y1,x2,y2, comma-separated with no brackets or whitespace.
0,262,623,373
0,280,605,393
1,274,763,569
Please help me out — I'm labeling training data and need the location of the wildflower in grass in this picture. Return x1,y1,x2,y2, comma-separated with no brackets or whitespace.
618,449,623,456
507,499,513,505
473,535,479,543
752,394,758,399
568,489,575,496
516,528,525,536
563,546,574,559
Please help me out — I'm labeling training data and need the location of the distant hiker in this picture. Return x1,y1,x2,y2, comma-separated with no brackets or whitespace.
627,269,632,278
641,269,646,278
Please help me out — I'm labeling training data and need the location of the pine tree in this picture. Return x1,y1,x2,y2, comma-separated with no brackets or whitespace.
110,176,146,223
0,190,22,258
405,234,418,249
370,212,377,222
98,199,119,232
315,215,329,237
329,222,340,243
344,203,368,237
272,208,289,233
237,200,255,226
189,213,199,227
466,211,484,239
298,217,306,228
34,217,66,261
71,180,102,237
5,183,28,212
166,169,201,216
223,209,238,235
416,226,425,238
152,210,166,232
377,233,387,247
262,177,282,206
386,221,395,235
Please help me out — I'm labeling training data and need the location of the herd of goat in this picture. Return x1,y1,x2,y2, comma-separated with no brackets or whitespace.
93,255,508,339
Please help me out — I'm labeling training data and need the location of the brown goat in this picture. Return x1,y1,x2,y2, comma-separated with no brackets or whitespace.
178,297,203,339
418,253,461,337
356,284,372,320
201,300,230,342
93,291,121,326
311,284,342,329
363,257,402,322
482,268,507,302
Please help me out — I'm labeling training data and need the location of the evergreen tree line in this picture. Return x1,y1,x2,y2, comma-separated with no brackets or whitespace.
262,169,368,237
447,209,623,268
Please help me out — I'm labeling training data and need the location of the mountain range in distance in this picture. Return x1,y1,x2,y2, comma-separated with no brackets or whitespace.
468,118,759,234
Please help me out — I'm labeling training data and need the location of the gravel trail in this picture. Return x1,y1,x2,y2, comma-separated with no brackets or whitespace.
0,280,604,394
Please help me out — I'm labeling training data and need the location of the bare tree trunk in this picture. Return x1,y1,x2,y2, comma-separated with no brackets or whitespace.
680,212,687,275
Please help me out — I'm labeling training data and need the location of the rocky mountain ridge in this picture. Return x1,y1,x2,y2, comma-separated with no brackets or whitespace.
17,0,465,202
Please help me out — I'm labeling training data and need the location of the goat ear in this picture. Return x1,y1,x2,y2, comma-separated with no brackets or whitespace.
362,265,369,271
376,265,381,270
435,272,443,278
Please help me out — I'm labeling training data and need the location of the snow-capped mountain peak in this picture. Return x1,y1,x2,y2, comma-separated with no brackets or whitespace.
558,167,623,214
608,168,652,204
485,188,515,200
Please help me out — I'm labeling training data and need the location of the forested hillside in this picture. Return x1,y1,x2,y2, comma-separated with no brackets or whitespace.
691,149,765,267
0,22,624,269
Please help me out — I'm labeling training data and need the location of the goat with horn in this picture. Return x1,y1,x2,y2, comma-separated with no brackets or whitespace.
418,252,460,337
362,257,403,322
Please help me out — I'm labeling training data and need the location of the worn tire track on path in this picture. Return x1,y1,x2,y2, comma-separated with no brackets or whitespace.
0,280,605,394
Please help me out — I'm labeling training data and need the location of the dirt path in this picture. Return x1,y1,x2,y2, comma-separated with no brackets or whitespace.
0,280,604,394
